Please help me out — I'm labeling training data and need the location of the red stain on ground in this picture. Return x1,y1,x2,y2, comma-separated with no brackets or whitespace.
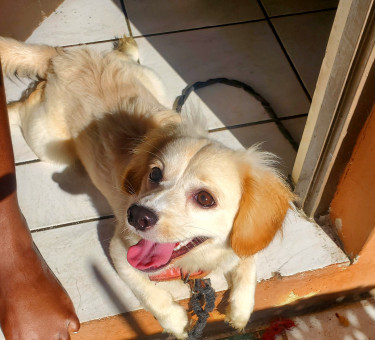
261,319,296,340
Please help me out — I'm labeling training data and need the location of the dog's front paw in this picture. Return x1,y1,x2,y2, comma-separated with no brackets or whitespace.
225,307,251,331
159,303,189,339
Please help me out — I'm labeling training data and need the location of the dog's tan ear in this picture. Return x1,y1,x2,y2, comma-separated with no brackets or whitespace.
230,165,293,257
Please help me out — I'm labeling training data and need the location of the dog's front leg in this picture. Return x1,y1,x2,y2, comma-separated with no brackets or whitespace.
110,237,189,339
225,255,257,331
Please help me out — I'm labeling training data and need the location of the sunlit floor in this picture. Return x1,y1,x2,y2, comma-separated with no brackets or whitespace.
1,0,356,338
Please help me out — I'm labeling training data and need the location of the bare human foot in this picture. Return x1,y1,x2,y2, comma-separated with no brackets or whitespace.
0,62,80,340
0,200,80,340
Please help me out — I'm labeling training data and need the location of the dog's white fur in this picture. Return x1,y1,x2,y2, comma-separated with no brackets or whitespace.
1,36,293,338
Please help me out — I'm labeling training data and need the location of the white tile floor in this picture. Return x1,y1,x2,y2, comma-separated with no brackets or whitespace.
26,0,129,46
271,10,337,96
1,0,347,336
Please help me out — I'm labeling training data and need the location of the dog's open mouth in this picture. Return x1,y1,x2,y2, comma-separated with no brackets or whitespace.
127,237,208,272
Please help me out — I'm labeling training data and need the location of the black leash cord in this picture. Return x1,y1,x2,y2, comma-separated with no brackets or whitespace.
187,279,216,339
174,77,298,152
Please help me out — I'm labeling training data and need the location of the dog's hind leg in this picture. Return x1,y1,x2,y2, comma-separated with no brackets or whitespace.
113,35,139,62
108,35,168,106
7,101,23,126
7,81,75,164
7,81,46,127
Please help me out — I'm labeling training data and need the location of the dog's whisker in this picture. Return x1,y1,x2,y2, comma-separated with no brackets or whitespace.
123,180,136,195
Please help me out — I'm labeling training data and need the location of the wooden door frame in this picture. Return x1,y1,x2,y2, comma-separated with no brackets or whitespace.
292,0,375,218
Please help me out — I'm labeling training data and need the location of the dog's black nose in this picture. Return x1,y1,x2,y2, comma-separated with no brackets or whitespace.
127,204,158,231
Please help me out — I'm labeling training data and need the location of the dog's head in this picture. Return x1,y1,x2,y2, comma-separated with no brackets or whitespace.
120,123,293,274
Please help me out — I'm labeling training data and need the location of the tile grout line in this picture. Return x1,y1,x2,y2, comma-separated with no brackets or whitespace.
208,113,308,133
131,18,266,39
62,38,118,48
15,159,41,166
30,215,115,234
256,0,312,102
267,7,338,20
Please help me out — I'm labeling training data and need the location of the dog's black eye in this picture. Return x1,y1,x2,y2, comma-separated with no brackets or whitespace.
195,191,215,208
149,167,163,183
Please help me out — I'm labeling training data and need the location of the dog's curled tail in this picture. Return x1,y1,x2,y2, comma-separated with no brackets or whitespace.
0,36,60,79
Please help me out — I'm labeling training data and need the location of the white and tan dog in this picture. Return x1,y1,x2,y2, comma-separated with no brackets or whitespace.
0,36,293,338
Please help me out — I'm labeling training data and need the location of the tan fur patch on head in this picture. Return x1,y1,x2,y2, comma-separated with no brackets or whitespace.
230,166,294,257
122,122,180,195
122,166,147,195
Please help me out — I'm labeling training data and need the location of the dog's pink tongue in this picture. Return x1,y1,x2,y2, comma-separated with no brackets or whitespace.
127,239,177,271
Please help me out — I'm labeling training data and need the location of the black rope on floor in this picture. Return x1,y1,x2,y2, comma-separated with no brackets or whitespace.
174,77,299,151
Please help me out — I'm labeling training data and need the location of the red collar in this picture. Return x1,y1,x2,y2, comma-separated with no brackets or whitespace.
149,267,209,282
